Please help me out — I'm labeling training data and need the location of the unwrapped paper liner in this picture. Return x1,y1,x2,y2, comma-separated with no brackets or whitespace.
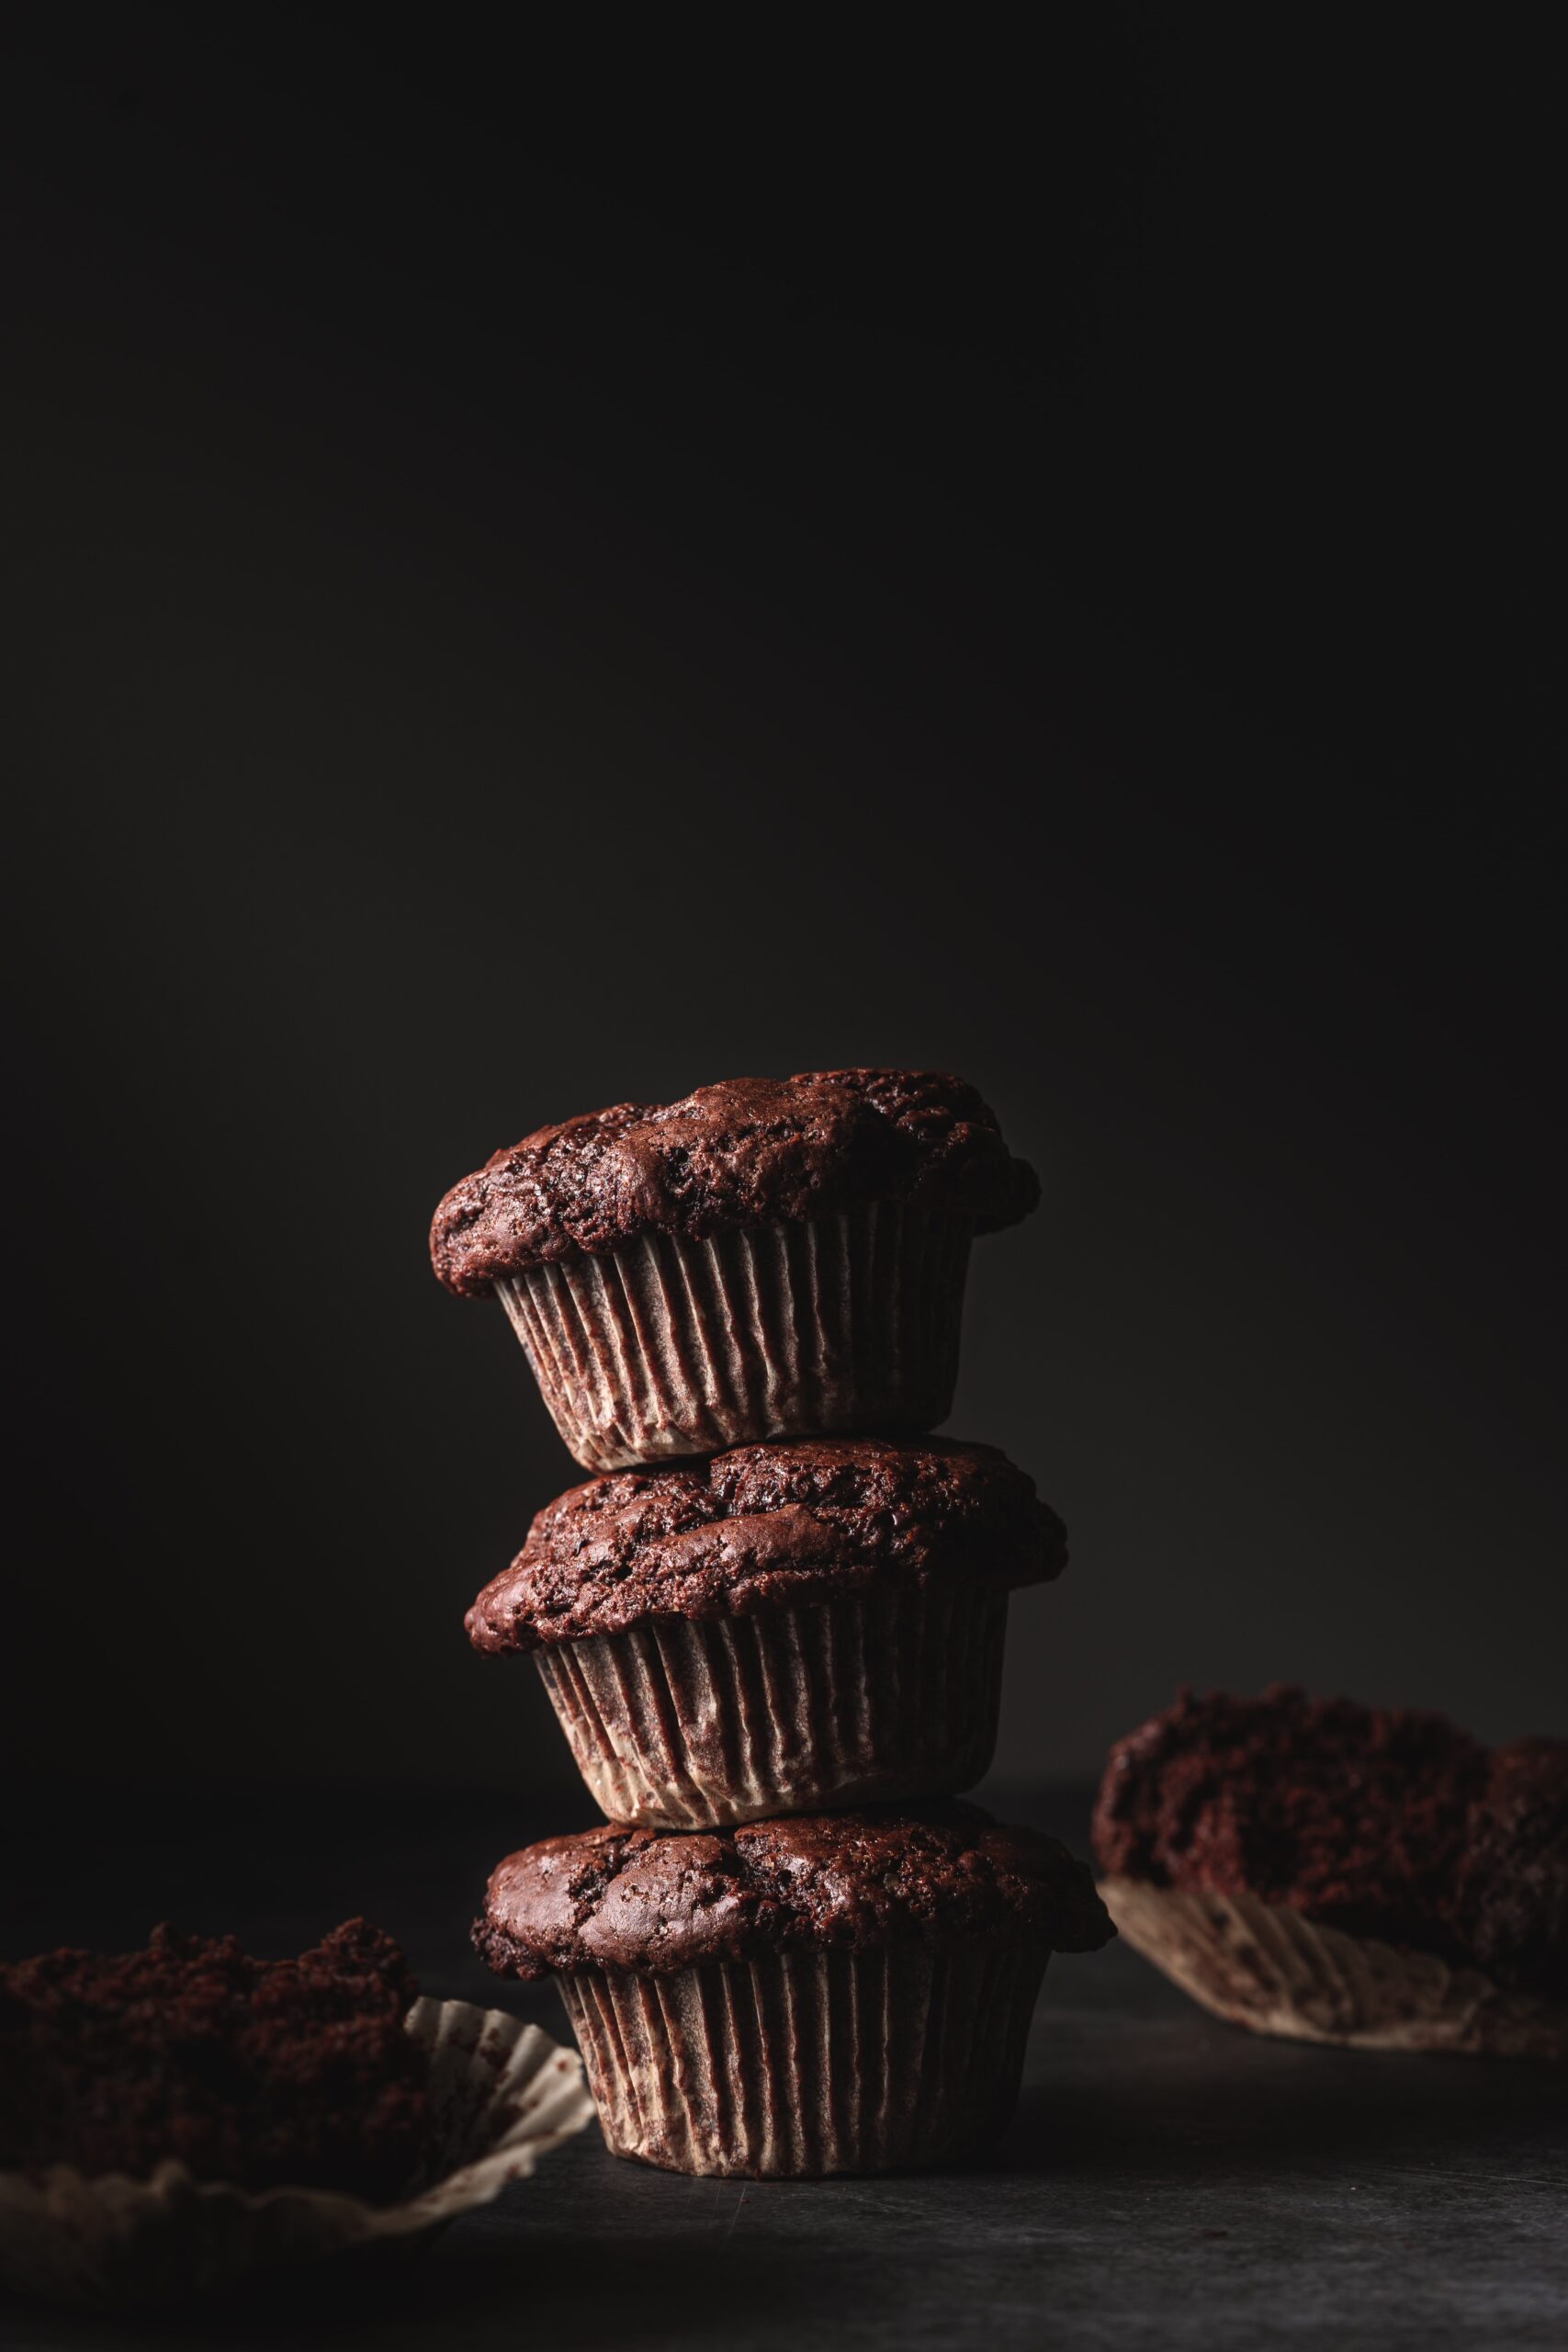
0,1997,595,2307
1101,1878,1568,2057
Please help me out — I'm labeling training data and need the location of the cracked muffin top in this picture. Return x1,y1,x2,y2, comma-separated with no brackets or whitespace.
474,1804,1114,1979
431,1067,1038,1293
466,1435,1065,1653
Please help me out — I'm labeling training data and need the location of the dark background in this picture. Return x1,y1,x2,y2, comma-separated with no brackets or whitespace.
4,14,1562,1859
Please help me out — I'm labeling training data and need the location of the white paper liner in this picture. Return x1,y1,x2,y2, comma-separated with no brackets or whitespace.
0,1996,594,2308
497,1199,972,1471
1101,1878,1568,2057
559,1941,1046,2177
536,1585,1009,1827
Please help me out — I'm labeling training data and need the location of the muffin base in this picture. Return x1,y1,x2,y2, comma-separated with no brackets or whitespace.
536,1585,1009,1828
559,1941,1046,2176
1101,1878,1568,2058
496,1201,972,1472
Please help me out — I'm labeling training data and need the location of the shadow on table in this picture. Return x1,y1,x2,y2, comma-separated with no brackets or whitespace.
991,2027,1568,2181
1,2230,878,2352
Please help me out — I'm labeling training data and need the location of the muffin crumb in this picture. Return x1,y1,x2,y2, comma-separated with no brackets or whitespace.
0,1920,429,2198
1093,1687,1567,1998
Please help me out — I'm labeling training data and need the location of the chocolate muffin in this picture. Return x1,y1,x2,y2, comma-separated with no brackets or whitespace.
468,1435,1064,1827
0,1923,598,2307
474,1804,1113,2176
0,1921,429,2196
431,1069,1038,1470
1093,1688,1568,2055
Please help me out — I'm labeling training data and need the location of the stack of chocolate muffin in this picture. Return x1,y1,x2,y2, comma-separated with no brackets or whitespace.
432,1069,1112,2176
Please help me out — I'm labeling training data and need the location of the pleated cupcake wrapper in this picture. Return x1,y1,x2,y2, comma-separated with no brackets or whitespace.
0,1998,595,2309
560,1940,1046,2177
497,1200,973,1471
536,1584,1009,1828
1101,1878,1568,2058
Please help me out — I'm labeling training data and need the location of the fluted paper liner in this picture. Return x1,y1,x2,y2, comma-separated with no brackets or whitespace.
497,1199,973,1471
1102,1878,1568,2057
0,1997,595,2308
536,1584,1010,1827
559,1941,1046,2177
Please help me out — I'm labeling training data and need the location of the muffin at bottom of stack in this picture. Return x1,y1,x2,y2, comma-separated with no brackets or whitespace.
474,1804,1114,2177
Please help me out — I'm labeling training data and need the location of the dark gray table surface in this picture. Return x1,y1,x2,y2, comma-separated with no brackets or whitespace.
5,1784,1564,2351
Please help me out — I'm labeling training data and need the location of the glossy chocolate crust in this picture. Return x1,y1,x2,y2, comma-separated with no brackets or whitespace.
467,1436,1064,1654
0,1921,427,2193
475,1804,1113,1982
431,1068,1038,1295
1092,1687,1568,2000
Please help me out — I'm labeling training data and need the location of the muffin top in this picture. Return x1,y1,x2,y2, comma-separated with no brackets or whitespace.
0,1921,428,2194
466,1435,1064,1653
474,1804,1114,1980
431,1067,1038,1293
1092,1686,1568,1999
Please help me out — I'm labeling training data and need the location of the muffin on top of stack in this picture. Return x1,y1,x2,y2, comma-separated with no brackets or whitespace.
432,1069,1112,2177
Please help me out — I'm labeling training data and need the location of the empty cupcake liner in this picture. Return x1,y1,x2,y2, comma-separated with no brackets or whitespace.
1101,1878,1568,2058
559,1939,1046,2177
536,1583,1010,1827
0,1997,595,2308
496,1199,973,1471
